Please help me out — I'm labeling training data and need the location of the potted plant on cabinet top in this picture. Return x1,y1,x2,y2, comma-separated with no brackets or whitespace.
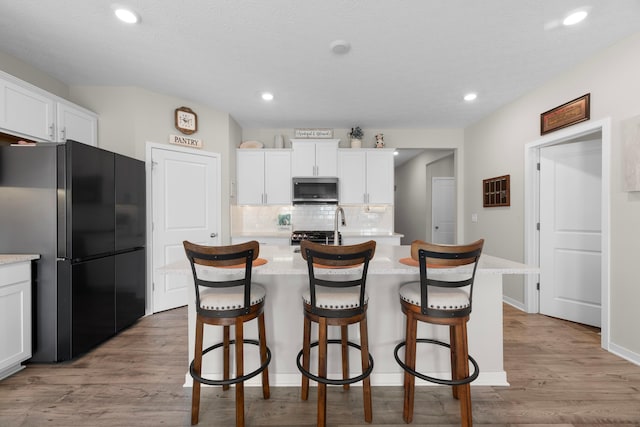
349,126,364,148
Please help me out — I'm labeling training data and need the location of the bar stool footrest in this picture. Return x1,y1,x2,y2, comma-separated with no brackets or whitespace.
296,339,374,386
190,339,272,386
394,338,479,386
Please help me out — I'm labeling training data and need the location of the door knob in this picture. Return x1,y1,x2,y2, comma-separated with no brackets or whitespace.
434,226,439,230
210,233,218,238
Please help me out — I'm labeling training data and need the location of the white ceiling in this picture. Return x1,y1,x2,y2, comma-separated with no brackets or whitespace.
1,1,639,129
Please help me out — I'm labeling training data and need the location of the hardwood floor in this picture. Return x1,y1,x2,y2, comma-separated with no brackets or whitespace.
1,304,639,426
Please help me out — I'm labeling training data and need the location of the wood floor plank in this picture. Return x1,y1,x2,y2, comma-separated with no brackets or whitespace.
1,304,639,426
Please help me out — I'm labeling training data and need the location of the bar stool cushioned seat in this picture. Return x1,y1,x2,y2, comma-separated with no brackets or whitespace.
183,240,271,427
394,239,484,427
297,240,376,427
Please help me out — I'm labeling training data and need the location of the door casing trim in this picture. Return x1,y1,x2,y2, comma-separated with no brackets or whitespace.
524,118,611,350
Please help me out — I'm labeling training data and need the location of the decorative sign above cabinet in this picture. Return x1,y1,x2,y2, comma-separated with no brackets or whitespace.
294,128,333,138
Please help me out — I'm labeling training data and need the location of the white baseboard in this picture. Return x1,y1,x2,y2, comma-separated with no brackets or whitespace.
502,296,526,312
184,370,509,387
608,342,640,367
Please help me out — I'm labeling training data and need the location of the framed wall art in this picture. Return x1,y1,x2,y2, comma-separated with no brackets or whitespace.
540,93,590,135
483,175,510,207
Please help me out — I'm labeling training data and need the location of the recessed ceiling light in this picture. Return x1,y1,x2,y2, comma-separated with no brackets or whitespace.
563,10,588,26
114,8,140,24
393,151,399,156
464,93,477,102
261,92,274,101
330,40,351,55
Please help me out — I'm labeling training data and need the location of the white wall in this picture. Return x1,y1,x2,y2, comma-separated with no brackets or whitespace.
464,31,640,357
68,85,235,244
0,50,69,99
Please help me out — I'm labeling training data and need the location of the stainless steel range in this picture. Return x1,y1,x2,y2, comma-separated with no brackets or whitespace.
290,230,342,246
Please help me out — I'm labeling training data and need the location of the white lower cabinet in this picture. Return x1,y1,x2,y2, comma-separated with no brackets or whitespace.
0,262,33,380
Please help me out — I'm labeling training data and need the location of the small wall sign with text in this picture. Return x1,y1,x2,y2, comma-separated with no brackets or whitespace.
294,128,334,138
540,93,590,135
170,134,202,149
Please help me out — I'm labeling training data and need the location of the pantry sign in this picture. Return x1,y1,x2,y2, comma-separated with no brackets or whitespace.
169,134,202,149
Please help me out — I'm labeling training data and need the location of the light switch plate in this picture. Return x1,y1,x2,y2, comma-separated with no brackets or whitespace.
471,213,478,223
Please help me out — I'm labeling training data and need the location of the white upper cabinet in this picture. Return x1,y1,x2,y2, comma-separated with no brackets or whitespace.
0,79,55,141
290,139,339,177
56,101,98,146
338,148,395,204
237,150,291,205
0,71,98,145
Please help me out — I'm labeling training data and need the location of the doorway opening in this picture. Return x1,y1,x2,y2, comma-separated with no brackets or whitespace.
394,150,455,244
524,118,611,350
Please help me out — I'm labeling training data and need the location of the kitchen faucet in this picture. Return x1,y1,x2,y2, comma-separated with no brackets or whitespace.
334,205,346,245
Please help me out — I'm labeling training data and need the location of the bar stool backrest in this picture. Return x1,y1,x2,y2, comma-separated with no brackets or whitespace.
183,240,259,318
300,240,376,318
410,239,484,318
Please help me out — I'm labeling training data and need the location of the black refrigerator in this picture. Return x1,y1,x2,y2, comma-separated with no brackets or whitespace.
0,140,146,362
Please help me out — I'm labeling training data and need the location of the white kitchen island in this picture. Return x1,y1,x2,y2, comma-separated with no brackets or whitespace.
161,245,538,387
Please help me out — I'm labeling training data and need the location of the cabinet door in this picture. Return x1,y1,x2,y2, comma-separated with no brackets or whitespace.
315,141,338,176
338,150,366,204
291,141,316,177
366,150,395,204
115,154,146,251
0,262,32,376
115,249,146,332
237,150,266,204
71,256,115,358
264,151,291,204
57,101,98,146
0,79,55,141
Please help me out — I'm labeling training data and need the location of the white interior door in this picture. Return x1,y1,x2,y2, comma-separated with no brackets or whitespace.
539,139,602,327
150,145,220,313
431,177,455,244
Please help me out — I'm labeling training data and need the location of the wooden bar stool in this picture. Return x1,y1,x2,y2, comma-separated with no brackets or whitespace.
394,239,484,426
297,240,376,427
183,240,271,427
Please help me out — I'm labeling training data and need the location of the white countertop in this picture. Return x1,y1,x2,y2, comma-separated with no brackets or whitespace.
231,231,404,238
0,254,40,266
161,245,537,277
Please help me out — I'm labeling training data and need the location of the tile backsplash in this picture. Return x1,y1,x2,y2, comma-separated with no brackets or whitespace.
231,205,393,233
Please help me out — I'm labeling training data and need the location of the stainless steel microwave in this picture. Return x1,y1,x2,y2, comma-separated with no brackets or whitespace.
292,177,339,204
